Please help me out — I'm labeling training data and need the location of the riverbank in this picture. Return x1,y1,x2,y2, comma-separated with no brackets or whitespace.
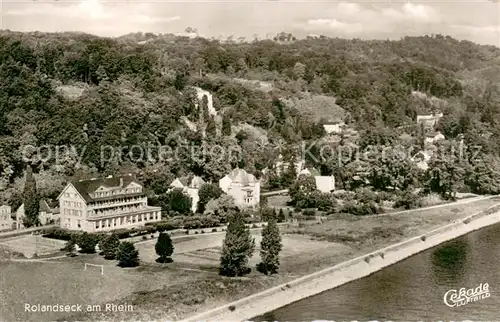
181,200,500,322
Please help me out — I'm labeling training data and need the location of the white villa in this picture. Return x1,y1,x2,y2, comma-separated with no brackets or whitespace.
219,168,260,208
57,174,162,232
299,168,336,193
0,205,13,231
170,176,205,213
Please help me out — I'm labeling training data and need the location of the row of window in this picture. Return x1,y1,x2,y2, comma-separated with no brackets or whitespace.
89,197,146,208
64,209,83,216
95,212,160,229
62,200,83,208
91,205,146,217
91,188,142,198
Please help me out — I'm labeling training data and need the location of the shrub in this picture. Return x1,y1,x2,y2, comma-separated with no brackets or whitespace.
302,209,316,218
228,305,236,312
100,234,120,260
394,191,423,210
200,230,205,234
42,228,72,241
251,224,258,228
421,235,427,241
76,232,99,254
142,236,148,240
212,228,217,232
117,242,140,267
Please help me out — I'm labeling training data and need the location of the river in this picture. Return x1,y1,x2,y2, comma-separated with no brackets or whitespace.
254,223,500,321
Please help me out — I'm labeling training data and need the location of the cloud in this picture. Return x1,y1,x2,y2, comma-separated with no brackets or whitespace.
2,0,500,46
4,0,181,36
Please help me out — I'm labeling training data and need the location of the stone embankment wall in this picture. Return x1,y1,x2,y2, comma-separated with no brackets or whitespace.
181,203,500,322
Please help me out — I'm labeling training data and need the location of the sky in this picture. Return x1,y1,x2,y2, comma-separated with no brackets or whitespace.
1,0,499,47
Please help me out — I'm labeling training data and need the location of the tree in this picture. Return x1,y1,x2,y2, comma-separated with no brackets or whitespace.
206,116,217,136
257,218,282,275
425,152,467,200
197,183,223,213
155,232,174,263
63,238,76,255
161,188,193,215
22,164,40,227
222,114,232,136
201,95,210,123
100,234,120,259
289,174,317,208
278,208,286,223
281,154,298,187
76,232,99,254
117,242,140,267
219,211,255,277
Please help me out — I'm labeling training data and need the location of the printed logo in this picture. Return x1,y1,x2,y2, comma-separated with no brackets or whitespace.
444,283,491,307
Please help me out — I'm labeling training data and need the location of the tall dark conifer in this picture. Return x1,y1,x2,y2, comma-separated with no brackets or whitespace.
219,211,255,277
22,164,40,227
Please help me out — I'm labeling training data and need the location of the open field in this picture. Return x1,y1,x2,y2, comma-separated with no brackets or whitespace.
2,196,498,321
0,235,66,258
135,232,347,268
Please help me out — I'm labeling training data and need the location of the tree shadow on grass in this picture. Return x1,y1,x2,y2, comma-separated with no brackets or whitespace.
156,257,174,263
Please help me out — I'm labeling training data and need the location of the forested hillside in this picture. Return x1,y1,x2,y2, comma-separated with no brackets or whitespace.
1,30,500,208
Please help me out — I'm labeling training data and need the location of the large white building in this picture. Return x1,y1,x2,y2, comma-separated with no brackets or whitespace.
170,176,205,213
219,169,260,208
57,174,162,232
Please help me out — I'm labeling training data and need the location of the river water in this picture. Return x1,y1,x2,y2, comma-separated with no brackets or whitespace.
254,223,500,321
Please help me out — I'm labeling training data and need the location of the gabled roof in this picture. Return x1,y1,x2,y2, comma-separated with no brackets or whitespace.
39,199,51,213
226,168,258,186
69,174,142,202
171,176,205,189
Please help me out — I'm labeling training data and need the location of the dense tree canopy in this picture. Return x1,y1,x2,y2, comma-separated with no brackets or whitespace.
1,30,500,207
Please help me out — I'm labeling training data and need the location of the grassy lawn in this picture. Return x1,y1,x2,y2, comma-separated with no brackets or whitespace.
3,197,499,321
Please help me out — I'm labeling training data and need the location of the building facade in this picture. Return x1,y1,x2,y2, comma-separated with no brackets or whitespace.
219,169,260,208
170,176,205,213
58,174,161,232
0,205,13,231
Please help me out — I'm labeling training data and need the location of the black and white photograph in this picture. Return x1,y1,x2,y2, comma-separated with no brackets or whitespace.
0,0,499,321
